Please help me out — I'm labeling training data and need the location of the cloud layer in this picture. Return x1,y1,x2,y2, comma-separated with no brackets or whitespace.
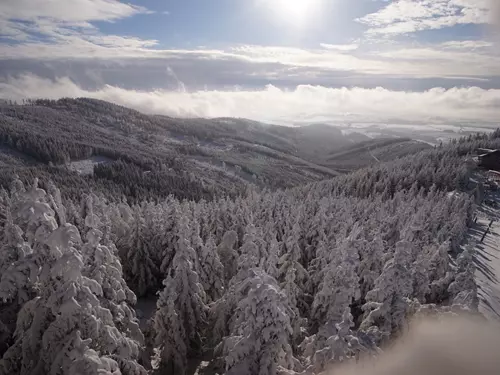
2,74,499,127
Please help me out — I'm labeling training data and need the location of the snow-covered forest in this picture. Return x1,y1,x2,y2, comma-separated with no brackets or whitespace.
1,128,499,375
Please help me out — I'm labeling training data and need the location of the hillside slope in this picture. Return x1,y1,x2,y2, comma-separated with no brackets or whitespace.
0,98,441,202
0,98,358,200
326,137,432,172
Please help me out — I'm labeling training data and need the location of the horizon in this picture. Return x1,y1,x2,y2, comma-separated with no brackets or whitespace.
1,0,500,127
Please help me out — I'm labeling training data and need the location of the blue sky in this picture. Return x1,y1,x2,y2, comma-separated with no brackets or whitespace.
0,0,500,126
95,0,378,48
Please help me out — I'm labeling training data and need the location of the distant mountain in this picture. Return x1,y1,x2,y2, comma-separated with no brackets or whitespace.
281,123,370,161
0,98,431,200
325,137,432,172
0,98,345,200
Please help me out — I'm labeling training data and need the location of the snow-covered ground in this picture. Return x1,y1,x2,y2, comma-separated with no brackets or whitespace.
66,155,112,175
470,184,500,320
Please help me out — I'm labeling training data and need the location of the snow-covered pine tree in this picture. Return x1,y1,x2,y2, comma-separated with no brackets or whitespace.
0,220,146,375
0,207,33,299
164,211,198,275
152,232,207,369
80,203,145,355
306,307,361,373
151,282,188,375
12,178,57,248
357,235,385,297
123,205,159,297
448,247,478,309
65,200,84,234
279,220,308,319
140,201,168,268
217,230,239,283
302,238,361,369
198,235,225,302
1,182,146,375
305,233,330,296
411,254,431,304
265,236,281,280
56,330,123,375
360,240,413,336
427,241,453,303
0,178,55,309
237,224,261,270
311,240,361,332
108,202,132,251
0,204,35,358
222,269,296,375
208,202,226,243
150,198,179,276
279,221,308,286
304,199,329,266
210,261,280,349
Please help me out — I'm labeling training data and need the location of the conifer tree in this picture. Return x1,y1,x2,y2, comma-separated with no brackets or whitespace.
198,235,225,302
124,206,159,297
217,230,239,283
152,231,208,371
222,269,296,375
151,283,188,375
361,241,413,335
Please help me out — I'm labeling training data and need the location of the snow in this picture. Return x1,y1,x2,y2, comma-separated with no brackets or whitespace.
193,361,210,375
468,182,500,320
66,155,112,175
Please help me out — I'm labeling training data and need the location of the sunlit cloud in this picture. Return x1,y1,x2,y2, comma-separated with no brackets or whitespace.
440,40,494,49
359,0,491,35
0,0,150,23
2,74,500,126
320,43,359,52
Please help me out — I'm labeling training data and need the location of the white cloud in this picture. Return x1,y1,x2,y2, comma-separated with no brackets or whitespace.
2,74,500,126
359,0,491,35
320,43,360,51
374,46,496,62
0,0,149,23
215,44,500,78
83,35,159,48
0,19,31,41
440,40,494,49
0,0,155,56
1,41,499,82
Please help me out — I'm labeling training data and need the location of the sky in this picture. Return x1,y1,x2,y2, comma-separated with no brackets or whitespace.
1,0,500,126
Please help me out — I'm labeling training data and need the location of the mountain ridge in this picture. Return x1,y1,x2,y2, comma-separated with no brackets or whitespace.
0,98,431,200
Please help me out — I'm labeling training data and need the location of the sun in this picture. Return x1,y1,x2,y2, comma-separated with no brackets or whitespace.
263,0,321,25
281,0,310,19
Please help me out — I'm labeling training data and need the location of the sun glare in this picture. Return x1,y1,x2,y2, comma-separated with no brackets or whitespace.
264,0,321,25
282,0,310,19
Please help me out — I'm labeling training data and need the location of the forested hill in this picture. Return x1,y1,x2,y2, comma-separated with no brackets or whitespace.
326,137,431,172
0,124,499,374
0,98,432,202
